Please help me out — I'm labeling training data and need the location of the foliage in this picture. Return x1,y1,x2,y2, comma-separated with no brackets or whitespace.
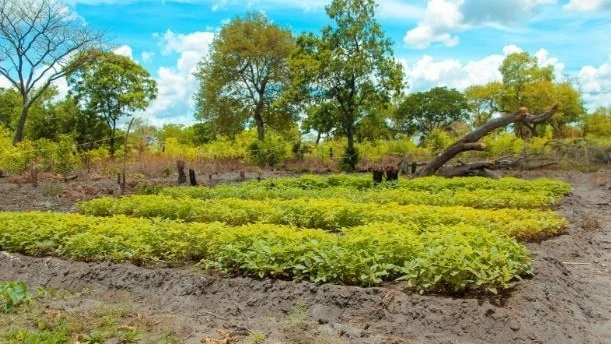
0,212,531,292
464,52,585,139
161,184,563,209
289,0,404,171
422,128,453,154
68,50,157,156
194,12,295,140
79,195,566,241
583,107,611,138
393,87,469,139
247,131,291,167
53,135,78,181
0,282,31,313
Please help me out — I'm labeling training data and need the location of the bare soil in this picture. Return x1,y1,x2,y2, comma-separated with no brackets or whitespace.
0,169,609,343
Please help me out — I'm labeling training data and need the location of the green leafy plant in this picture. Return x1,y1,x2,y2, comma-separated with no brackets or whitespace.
0,282,31,313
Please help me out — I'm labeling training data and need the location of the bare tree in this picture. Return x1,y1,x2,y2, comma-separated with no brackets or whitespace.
0,0,103,144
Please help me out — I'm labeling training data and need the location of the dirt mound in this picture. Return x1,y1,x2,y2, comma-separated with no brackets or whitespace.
1,170,609,343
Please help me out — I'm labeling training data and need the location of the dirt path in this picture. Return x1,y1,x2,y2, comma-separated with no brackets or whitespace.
1,170,609,343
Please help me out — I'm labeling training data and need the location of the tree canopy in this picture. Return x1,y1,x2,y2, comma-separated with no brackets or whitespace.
67,50,157,156
289,0,404,170
465,52,585,138
194,12,295,141
393,87,469,140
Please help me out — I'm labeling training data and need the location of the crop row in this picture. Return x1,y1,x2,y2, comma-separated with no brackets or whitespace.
214,174,571,195
156,183,565,209
79,195,567,241
0,212,531,293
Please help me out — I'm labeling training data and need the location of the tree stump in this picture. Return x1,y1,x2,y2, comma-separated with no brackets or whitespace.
385,167,399,181
177,160,187,184
189,169,198,186
372,169,384,184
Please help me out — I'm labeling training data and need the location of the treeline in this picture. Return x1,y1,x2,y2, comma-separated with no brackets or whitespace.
0,0,610,177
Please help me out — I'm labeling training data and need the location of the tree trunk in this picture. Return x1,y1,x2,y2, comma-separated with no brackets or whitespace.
418,105,559,177
254,103,265,141
109,119,117,158
189,169,198,186
177,160,187,184
12,99,29,145
343,119,357,171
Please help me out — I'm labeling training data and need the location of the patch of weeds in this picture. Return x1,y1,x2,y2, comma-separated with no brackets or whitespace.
248,331,267,344
42,183,62,197
0,290,181,344
0,281,31,313
287,302,308,326
155,331,183,344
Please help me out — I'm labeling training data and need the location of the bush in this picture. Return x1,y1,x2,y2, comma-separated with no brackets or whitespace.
247,132,290,167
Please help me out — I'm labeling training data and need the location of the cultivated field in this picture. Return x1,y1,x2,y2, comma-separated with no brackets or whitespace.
0,170,609,343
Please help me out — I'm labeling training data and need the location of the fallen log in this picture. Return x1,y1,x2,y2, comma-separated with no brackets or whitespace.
418,104,560,177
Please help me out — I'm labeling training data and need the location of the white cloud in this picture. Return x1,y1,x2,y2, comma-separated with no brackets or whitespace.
578,54,611,110
141,51,153,63
404,0,556,48
403,44,568,93
564,0,611,12
376,0,426,20
535,48,565,80
404,53,504,92
139,30,215,126
404,0,464,48
112,45,133,59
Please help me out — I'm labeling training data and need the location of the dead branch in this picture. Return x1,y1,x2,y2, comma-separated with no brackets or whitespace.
418,104,559,177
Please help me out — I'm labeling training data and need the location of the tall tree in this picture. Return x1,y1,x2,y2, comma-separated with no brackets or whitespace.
194,13,295,141
469,52,585,138
393,87,469,139
0,0,103,144
67,50,157,156
290,0,404,170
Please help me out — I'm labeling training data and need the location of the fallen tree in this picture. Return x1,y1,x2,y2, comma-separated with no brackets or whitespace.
417,104,560,177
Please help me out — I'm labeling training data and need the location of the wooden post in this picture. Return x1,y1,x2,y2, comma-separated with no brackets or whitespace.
189,169,197,186
177,160,187,184
121,118,135,195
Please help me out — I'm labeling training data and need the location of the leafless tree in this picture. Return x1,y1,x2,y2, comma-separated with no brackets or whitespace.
0,0,103,144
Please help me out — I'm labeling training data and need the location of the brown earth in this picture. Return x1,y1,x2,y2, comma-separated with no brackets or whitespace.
0,169,609,343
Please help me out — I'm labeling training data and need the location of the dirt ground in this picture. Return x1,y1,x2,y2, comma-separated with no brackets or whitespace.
0,169,609,343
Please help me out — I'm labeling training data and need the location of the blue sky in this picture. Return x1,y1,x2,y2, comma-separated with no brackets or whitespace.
61,0,610,125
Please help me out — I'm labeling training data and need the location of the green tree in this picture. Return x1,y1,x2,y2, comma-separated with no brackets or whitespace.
194,13,295,141
0,87,20,130
465,52,584,138
356,107,393,142
393,87,469,139
301,102,340,145
499,52,554,109
67,50,157,156
464,82,504,127
583,107,611,138
0,0,103,144
289,0,404,170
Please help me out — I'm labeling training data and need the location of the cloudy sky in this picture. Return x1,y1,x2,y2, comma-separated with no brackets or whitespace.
62,0,611,125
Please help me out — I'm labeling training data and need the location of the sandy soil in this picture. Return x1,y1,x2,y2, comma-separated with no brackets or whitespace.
0,170,609,343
